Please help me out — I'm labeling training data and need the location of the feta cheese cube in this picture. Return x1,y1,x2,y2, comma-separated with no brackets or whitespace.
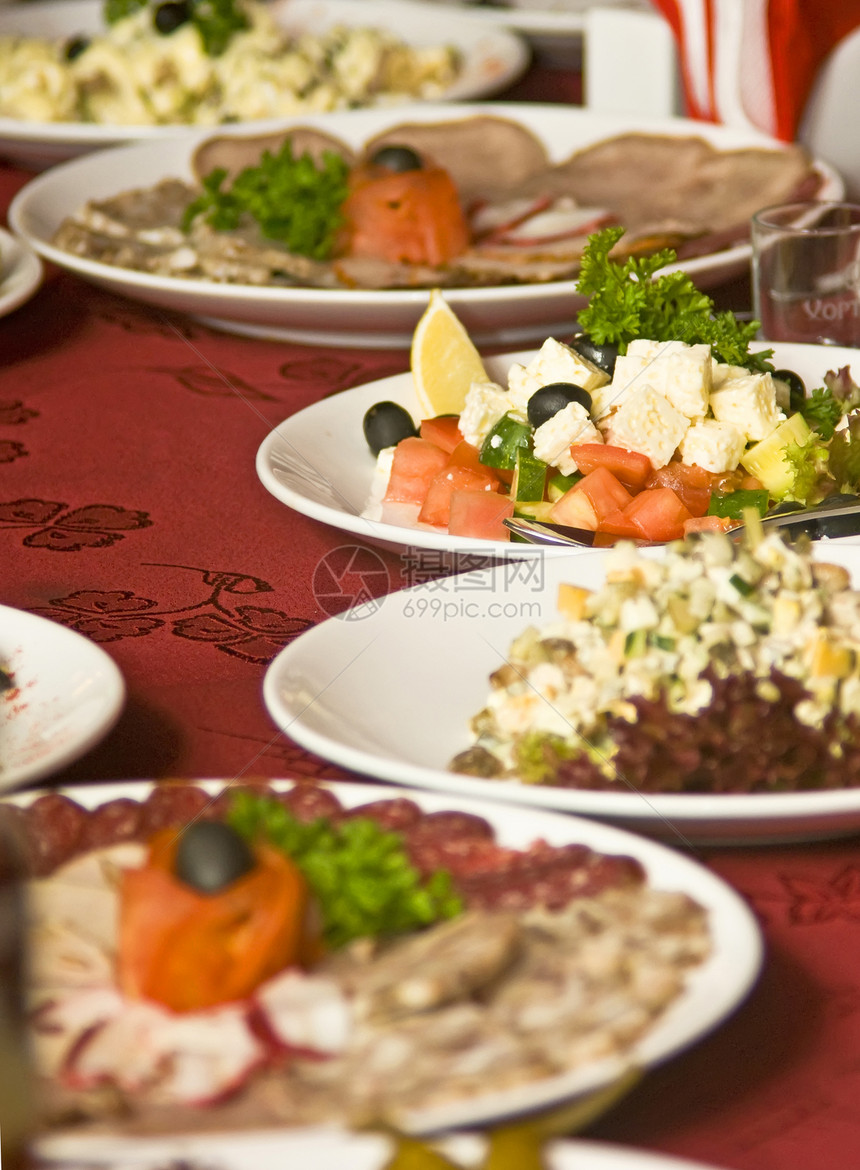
457,380,509,449
532,402,603,475
361,445,395,521
679,419,746,473
593,339,711,420
507,338,609,418
709,371,783,441
711,361,751,390
601,383,690,469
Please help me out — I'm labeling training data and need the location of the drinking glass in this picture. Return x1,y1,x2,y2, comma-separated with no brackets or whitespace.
751,200,860,346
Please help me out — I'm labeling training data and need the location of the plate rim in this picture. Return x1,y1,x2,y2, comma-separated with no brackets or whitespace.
13,775,763,1138
0,602,125,790
0,227,43,319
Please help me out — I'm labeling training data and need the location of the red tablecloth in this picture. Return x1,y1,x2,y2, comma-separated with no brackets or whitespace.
2,64,860,1170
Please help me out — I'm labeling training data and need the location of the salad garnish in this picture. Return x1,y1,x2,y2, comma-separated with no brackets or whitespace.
104,0,250,55
182,144,351,259
227,792,464,948
575,226,771,371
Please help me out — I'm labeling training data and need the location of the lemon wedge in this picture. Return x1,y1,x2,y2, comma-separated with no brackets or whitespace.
410,289,489,419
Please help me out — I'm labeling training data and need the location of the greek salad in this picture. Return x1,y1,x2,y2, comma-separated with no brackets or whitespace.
361,228,860,545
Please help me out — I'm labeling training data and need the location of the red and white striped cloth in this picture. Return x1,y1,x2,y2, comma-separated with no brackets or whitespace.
649,0,860,141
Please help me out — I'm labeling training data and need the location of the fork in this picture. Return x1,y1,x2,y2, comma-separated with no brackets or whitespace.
503,493,860,547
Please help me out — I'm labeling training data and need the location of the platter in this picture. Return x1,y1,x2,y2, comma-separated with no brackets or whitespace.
0,604,125,790
17,777,761,1144
256,341,860,561
263,547,860,845
36,1129,735,1170
0,0,528,169
8,103,840,347
0,227,43,319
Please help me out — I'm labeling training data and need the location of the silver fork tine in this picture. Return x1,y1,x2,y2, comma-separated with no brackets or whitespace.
503,517,597,546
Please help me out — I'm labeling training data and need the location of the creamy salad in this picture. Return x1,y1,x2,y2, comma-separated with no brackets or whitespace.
0,1,460,125
451,532,860,793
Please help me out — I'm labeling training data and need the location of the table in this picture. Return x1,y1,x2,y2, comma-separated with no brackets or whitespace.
2,62,860,1170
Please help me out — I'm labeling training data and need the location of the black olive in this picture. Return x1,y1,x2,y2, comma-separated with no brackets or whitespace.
363,401,417,455
153,0,191,34
527,382,592,429
173,821,256,894
570,333,620,377
0,669,12,692
771,368,806,413
64,35,90,61
369,145,423,173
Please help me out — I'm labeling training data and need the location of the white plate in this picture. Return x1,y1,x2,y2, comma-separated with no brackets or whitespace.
0,0,527,169
8,104,840,347
0,227,42,318
256,341,860,560
37,1131,733,1170
0,604,125,790
264,546,860,845
19,777,760,1143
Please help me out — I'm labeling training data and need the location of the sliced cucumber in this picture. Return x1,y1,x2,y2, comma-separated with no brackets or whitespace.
511,448,548,502
480,413,532,470
513,500,556,522
547,471,582,502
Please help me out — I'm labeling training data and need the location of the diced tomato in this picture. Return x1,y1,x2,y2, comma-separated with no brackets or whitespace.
420,415,463,453
740,474,765,491
599,509,645,539
551,465,632,530
623,487,693,542
447,439,497,478
570,443,653,490
551,487,599,530
344,166,470,267
384,437,449,505
645,461,714,517
683,514,735,535
448,490,514,541
418,465,499,527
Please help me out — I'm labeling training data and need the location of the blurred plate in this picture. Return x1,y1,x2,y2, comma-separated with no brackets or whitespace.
263,545,860,845
256,341,860,559
0,604,124,790
21,777,761,1140
0,227,42,318
37,1130,735,1170
9,104,840,347
0,0,528,169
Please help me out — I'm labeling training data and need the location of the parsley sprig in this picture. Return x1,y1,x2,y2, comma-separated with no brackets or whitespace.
183,144,350,259
576,226,771,372
227,793,464,950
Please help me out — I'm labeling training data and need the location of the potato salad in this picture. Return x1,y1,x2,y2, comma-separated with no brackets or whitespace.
451,532,860,794
0,0,461,125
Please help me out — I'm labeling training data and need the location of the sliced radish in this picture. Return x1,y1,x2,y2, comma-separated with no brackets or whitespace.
485,202,616,246
469,195,552,239
64,998,265,1106
254,969,352,1056
30,986,125,1076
